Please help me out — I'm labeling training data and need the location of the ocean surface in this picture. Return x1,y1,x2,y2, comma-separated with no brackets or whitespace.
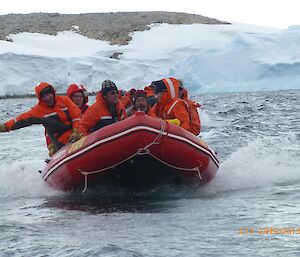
0,90,299,256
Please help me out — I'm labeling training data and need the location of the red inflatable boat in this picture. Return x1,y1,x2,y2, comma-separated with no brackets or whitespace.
41,112,219,191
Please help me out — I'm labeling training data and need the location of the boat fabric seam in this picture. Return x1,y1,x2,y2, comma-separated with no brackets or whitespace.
43,126,219,180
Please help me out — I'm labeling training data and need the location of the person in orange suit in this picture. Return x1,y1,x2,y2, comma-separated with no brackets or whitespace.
78,80,127,136
67,84,89,114
144,85,157,107
0,82,82,156
120,88,136,108
178,82,202,135
45,83,90,153
151,78,193,133
128,90,157,118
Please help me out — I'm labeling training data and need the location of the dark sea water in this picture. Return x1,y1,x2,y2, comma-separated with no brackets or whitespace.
0,90,299,256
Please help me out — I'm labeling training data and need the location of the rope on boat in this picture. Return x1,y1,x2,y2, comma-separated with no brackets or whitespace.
146,151,203,181
137,121,166,155
197,167,203,180
79,169,88,193
78,121,167,193
78,121,203,192
137,121,203,181
78,151,138,193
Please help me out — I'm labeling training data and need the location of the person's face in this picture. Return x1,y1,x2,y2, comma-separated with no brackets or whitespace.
41,92,55,107
105,90,119,104
135,97,148,112
178,88,183,98
71,92,84,108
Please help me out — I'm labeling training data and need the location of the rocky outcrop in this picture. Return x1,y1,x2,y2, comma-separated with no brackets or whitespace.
0,12,229,45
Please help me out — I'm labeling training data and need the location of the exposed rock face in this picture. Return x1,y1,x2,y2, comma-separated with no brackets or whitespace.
0,12,229,45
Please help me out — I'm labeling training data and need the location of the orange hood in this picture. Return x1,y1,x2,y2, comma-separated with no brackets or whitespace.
160,78,180,104
67,84,89,104
35,82,56,103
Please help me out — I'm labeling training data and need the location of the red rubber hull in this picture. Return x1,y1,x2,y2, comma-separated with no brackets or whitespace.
41,112,219,191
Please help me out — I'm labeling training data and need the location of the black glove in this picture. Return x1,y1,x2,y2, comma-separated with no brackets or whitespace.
0,123,7,133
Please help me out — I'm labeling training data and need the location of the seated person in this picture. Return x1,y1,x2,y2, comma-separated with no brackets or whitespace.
144,84,157,107
67,84,89,114
151,78,193,133
127,90,157,118
178,82,202,135
0,82,81,156
78,80,127,136
120,88,136,108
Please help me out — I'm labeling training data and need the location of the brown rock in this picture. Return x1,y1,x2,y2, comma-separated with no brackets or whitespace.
0,12,230,45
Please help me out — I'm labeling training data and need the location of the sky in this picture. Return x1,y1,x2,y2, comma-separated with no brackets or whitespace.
1,0,300,29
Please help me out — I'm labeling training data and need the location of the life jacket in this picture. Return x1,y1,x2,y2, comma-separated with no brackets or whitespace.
5,82,81,149
151,78,192,133
79,93,127,135
181,88,201,135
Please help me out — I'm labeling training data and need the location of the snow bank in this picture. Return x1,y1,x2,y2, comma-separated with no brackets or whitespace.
1,23,300,96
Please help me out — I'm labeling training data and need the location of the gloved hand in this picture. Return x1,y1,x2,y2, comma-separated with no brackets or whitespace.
47,143,56,157
69,128,82,143
0,123,7,133
165,119,181,126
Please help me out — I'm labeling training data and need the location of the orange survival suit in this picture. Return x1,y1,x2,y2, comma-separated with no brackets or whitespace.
181,88,201,135
78,93,127,136
3,82,81,151
151,78,192,133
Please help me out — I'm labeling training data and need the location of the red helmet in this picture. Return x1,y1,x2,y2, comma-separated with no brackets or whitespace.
67,84,88,104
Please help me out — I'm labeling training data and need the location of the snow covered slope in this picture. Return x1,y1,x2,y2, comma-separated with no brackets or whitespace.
0,23,299,96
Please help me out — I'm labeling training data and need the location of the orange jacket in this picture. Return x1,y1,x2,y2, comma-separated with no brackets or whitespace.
181,89,201,135
151,78,192,133
5,82,81,146
45,104,88,146
79,93,127,135
120,93,132,108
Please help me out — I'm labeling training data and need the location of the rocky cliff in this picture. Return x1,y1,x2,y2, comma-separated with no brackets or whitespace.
0,12,229,45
